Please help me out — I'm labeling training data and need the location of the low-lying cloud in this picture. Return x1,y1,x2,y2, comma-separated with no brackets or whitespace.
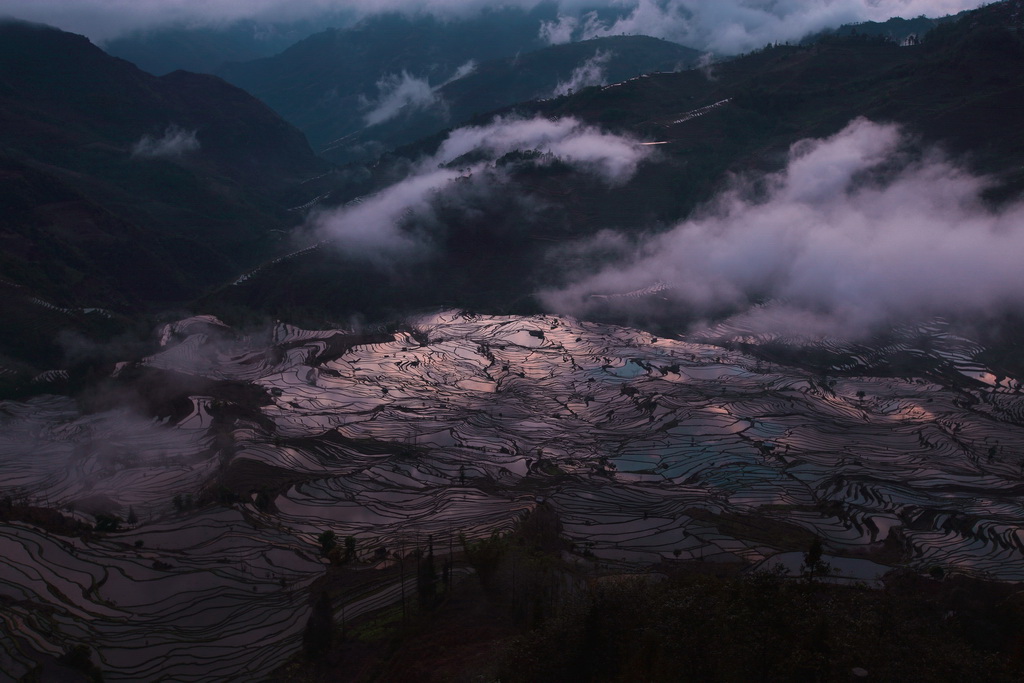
362,71,442,126
361,61,475,126
539,13,579,45
131,125,200,159
311,167,462,259
311,115,650,257
434,116,648,181
552,49,611,97
2,1,987,50
0,396,210,515
540,118,1024,338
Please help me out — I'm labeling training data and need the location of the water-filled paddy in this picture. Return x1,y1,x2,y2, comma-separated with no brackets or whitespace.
3,311,1024,679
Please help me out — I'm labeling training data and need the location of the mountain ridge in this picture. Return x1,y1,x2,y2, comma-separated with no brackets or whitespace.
215,7,560,153
206,1,1024,353
0,19,333,391
325,35,702,164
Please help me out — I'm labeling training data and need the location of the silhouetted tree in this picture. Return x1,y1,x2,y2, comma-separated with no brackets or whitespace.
303,592,334,658
254,487,272,512
803,537,830,582
462,531,506,587
58,645,104,682
417,539,437,608
318,530,336,556
344,535,357,563
94,514,121,533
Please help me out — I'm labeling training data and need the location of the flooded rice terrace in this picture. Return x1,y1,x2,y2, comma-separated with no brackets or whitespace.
4,311,1024,679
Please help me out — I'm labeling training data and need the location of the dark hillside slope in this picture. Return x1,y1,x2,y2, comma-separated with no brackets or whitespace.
215,8,559,153
325,35,702,164
803,13,963,45
524,0,1024,199
103,13,354,76
442,35,701,110
210,1,1024,330
0,21,327,206
0,20,332,390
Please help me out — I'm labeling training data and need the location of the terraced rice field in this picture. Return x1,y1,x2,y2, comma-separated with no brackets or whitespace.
3,311,1024,680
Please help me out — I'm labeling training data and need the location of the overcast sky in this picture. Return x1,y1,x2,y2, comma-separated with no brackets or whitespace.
0,1,990,49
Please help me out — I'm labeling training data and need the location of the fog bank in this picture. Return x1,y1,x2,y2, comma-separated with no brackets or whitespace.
541,118,1024,338
1,1,986,50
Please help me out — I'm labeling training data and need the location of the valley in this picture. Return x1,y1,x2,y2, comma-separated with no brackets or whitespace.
2,1,1024,680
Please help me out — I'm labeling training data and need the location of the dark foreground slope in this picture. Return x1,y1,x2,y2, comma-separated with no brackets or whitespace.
0,20,332,391
280,515,1024,683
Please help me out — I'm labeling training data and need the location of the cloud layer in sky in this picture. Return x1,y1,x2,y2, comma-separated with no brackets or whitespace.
540,118,1024,338
1,1,987,50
